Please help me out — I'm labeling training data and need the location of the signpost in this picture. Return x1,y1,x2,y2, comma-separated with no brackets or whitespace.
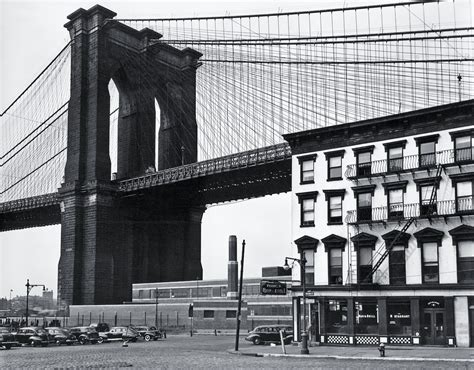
260,280,287,295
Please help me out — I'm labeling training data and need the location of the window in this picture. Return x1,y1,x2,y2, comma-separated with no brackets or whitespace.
458,241,474,283
304,250,314,286
326,300,348,334
420,184,437,216
329,156,342,180
388,146,403,172
387,301,412,335
358,247,373,284
357,192,372,222
419,141,436,167
357,151,372,177
355,301,378,334
456,181,473,213
389,246,406,285
297,192,318,227
329,248,343,285
388,189,404,220
422,242,439,283
325,150,345,181
449,225,474,284
415,134,439,168
384,140,406,173
329,196,342,224
454,135,473,162
203,310,214,318
226,310,236,319
298,155,317,184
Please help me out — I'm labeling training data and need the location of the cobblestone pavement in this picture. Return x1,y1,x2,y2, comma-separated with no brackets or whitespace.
1,335,472,369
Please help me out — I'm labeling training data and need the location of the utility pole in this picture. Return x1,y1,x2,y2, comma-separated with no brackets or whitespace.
234,239,245,352
154,288,159,328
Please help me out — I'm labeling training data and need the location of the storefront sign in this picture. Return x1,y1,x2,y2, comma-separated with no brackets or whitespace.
260,280,287,295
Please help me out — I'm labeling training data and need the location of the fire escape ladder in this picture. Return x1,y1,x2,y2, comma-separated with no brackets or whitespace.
363,163,443,283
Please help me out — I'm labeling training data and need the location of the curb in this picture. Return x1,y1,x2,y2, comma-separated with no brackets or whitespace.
227,349,474,363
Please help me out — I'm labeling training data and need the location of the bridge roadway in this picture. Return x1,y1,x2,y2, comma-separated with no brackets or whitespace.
0,143,292,232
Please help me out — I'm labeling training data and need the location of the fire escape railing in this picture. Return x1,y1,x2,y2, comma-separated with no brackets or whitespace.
344,149,465,179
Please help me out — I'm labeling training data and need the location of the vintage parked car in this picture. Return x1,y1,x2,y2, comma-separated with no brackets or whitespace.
89,322,110,333
14,327,50,347
245,325,293,345
69,326,100,344
98,326,138,343
0,327,19,349
131,326,162,341
46,327,77,345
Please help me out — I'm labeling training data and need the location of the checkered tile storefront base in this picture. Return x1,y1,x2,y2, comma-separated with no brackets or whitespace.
355,336,379,345
389,336,412,345
326,335,349,344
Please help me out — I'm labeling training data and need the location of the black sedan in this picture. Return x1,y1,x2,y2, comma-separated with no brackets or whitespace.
0,328,19,349
69,326,100,344
99,326,138,343
131,326,162,341
245,325,293,345
14,327,50,347
46,327,77,345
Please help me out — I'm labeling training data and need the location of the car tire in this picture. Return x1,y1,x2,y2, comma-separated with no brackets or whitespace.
97,337,104,344
253,337,262,345
4,344,11,350
144,334,152,342
56,340,61,346
30,340,37,347
79,337,87,345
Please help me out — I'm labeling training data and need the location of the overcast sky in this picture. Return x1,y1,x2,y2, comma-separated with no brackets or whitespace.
2,0,360,299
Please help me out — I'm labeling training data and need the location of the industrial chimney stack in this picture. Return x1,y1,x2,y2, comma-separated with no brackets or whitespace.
227,235,238,299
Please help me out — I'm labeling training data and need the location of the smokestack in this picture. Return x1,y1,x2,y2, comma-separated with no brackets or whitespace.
227,235,238,299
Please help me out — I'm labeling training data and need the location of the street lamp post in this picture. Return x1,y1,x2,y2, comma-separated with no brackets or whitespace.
25,279,45,327
283,256,309,355
154,288,159,328
9,289,13,311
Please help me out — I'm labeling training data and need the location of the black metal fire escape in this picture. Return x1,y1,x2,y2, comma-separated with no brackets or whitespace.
361,163,443,283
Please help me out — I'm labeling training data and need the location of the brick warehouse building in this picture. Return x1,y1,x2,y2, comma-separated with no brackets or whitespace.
283,100,474,347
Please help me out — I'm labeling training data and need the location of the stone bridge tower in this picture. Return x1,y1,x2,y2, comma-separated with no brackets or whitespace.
58,5,204,306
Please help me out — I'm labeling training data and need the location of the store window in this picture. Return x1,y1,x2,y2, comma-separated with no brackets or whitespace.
326,300,348,334
422,242,439,283
355,301,378,334
329,248,343,285
387,301,412,335
389,246,406,285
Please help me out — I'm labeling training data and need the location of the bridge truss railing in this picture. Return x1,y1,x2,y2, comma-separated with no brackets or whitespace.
117,143,292,192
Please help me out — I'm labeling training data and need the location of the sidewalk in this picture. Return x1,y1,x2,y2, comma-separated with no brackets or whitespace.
231,343,474,363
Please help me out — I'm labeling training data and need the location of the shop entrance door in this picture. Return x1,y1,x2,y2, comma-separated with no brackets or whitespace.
310,304,319,342
422,310,445,345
